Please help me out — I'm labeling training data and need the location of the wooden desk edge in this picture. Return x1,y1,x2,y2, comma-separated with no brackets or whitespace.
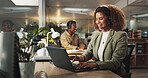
34,62,121,78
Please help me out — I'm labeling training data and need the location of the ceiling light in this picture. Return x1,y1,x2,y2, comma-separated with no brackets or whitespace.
3,7,32,10
63,8,91,15
132,13,148,18
11,0,38,6
65,11,88,15
3,7,32,13
63,8,90,12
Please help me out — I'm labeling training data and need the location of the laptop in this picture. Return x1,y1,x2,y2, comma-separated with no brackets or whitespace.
46,47,91,72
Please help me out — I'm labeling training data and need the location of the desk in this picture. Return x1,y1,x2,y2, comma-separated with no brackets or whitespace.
34,62,121,78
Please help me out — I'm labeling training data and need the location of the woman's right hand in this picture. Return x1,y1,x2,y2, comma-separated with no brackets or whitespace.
72,55,85,62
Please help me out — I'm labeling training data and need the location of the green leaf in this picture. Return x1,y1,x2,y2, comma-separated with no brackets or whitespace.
38,27,47,33
33,28,38,36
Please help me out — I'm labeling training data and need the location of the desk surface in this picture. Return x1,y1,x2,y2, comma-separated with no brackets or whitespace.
34,62,121,78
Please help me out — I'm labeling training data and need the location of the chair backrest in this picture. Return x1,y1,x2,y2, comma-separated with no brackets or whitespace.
0,32,20,78
123,45,135,73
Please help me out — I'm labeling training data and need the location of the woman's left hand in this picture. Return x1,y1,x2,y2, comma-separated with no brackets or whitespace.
76,62,98,69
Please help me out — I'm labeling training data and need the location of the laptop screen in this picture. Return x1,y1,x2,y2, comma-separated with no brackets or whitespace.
46,47,74,71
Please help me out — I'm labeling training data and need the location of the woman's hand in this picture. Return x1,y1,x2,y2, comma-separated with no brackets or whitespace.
72,55,85,62
76,62,98,69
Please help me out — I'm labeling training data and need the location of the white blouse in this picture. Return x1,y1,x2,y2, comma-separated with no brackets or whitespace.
98,31,110,61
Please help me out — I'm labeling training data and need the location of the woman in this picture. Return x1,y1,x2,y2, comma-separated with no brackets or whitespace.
72,4,128,75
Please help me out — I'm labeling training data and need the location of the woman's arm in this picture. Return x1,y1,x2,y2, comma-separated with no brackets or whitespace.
82,31,99,61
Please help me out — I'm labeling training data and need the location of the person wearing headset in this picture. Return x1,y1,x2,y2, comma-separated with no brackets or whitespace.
60,20,86,50
72,4,128,75
1,20,14,32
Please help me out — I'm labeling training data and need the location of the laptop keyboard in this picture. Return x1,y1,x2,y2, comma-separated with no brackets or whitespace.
72,63,92,72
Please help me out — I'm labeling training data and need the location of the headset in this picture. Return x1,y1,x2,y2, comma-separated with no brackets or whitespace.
67,20,76,29
1,20,14,29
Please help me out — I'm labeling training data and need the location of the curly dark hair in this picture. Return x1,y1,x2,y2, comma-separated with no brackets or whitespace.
1,19,14,29
94,4,125,31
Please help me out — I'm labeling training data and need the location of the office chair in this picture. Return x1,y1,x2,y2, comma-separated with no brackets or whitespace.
120,45,135,78
0,32,21,78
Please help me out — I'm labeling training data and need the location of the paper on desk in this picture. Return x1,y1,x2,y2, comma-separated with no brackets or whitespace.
66,50,86,52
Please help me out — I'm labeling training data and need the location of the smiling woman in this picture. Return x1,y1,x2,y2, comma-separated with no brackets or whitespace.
72,4,128,76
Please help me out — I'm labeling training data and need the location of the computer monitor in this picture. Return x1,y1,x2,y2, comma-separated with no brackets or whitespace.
142,29,148,38
0,32,20,78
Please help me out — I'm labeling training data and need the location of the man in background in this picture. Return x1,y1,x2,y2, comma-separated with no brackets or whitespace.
1,20,14,32
60,20,86,50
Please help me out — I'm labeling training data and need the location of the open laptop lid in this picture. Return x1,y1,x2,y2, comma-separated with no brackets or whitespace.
46,47,74,72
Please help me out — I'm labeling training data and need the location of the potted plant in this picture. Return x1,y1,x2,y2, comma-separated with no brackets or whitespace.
17,27,48,78
17,23,63,62
17,23,62,78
